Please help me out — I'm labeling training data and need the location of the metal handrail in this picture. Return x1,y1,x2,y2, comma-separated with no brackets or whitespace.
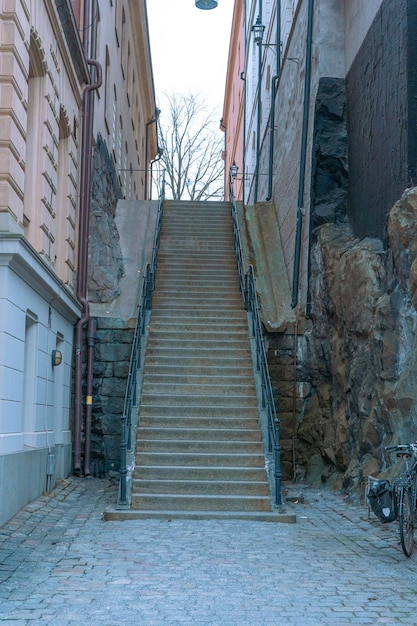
229,173,282,507
118,172,165,507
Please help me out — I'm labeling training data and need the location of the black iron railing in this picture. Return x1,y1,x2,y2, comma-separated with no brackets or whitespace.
118,173,165,507
229,173,282,508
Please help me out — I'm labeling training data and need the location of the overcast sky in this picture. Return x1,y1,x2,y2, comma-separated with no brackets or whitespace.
147,1,234,118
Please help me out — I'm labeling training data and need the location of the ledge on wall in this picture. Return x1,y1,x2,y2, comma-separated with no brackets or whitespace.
243,201,295,332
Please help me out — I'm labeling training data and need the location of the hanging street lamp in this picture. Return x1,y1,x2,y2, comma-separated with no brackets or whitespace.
195,0,218,9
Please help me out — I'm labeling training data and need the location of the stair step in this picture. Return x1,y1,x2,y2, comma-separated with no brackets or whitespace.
156,265,238,275
155,276,240,286
154,286,241,297
135,452,265,467
156,264,237,271
150,309,245,320
139,394,257,409
149,322,248,334
138,417,260,429
131,493,271,512
136,439,263,454
145,346,252,359
133,479,269,496
142,373,254,385
151,297,243,307
133,465,267,481
141,382,256,396
137,427,261,441
142,359,253,373
146,337,249,351
139,406,258,418
145,359,253,376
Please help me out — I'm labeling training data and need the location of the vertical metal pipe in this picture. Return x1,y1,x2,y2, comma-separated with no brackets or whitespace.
254,31,262,203
291,0,314,309
266,0,281,201
74,59,102,474
83,317,97,476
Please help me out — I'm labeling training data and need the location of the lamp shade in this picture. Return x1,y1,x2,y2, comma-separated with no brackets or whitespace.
195,0,218,9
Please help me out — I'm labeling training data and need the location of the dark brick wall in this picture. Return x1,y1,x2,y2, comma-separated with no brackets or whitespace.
346,0,417,241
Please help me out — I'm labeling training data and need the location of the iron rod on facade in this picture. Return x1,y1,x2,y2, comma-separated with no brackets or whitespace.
291,0,314,309
74,58,102,475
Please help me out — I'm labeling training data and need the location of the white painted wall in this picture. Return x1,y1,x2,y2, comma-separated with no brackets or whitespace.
0,239,79,455
344,0,383,72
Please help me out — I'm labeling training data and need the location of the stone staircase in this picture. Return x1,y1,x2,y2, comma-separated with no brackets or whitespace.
130,200,286,520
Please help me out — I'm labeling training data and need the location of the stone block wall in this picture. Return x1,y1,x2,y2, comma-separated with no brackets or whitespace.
89,317,134,476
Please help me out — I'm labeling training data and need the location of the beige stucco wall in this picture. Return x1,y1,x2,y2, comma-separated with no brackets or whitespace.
0,0,84,291
92,1,157,200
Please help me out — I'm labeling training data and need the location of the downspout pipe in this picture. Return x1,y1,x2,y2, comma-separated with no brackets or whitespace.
145,110,160,200
83,317,97,476
220,118,227,199
291,0,314,309
149,147,163,200
74,58,102,475
266,0,281,201
254,27,262,204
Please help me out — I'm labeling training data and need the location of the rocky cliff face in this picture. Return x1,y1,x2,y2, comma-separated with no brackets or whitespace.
298,188,417,494
88,134,124,303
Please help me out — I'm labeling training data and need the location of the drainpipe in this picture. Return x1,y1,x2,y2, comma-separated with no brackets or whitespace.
266,0,281,201
241,71,247,202
145,110,160,199
149,147,163,200
254,11,263,204
74,58,102,475
220,118,227,199
291,0,314,309
83,317,97,476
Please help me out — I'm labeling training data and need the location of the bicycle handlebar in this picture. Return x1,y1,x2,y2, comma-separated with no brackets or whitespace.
385,443,417,458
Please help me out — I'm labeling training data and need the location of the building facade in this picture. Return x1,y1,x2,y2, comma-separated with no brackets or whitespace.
223,0,417,491
0,0,157,524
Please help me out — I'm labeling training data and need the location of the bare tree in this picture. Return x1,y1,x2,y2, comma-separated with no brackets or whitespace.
156,92,224,201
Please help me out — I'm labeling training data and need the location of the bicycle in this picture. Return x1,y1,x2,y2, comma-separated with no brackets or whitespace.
384,443,417,557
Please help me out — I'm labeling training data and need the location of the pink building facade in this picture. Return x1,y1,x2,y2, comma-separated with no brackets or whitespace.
221,0,245,200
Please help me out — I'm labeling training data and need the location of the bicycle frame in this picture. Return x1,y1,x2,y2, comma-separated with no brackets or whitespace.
385,444,417,557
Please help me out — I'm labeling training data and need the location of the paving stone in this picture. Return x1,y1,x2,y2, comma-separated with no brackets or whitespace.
0,477,415,624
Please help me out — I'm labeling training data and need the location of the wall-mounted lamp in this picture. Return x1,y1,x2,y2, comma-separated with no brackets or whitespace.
252,16,278,52
252,15,265,45
195,0,218,8
51,349,63,367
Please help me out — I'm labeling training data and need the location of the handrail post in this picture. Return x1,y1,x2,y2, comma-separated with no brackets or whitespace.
274,429,282,506
119,412,128,506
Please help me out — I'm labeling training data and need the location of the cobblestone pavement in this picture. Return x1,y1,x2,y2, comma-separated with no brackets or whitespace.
0,477,416,625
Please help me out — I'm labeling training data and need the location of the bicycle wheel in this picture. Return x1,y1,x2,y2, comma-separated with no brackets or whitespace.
399,487,414,557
